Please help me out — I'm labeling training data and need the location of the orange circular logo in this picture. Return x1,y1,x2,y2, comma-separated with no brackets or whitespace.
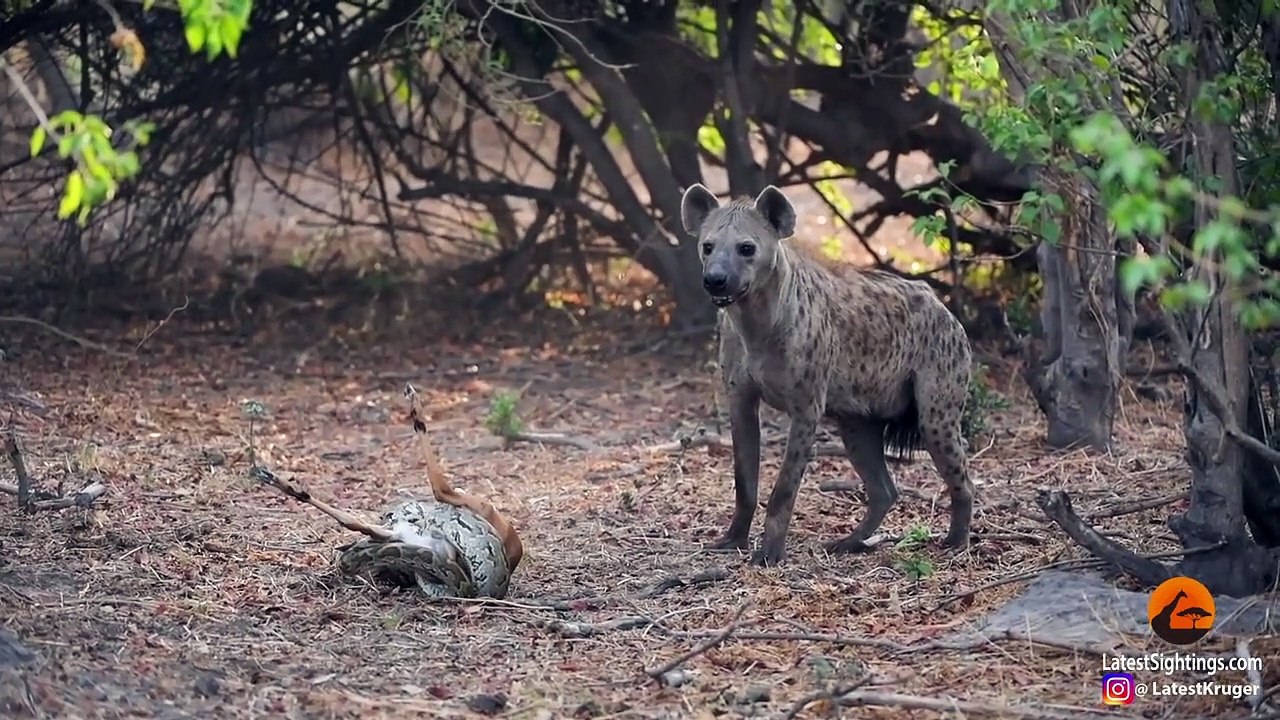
1147,576,1215,645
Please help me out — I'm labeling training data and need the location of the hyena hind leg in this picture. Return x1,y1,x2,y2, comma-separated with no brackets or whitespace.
824,416,899,554
919,420,974,549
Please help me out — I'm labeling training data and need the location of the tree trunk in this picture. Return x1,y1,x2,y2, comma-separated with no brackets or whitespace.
986,4,1131,451
1165,0,1280,597
1022,170,1128,450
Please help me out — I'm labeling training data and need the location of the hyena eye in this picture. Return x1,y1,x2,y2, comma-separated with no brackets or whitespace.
701,242,714,256
737,242,757,258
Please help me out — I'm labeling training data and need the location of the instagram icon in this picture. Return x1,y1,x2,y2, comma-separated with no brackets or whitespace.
1102,673,1136,705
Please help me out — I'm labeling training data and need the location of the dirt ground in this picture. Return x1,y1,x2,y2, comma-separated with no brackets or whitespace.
1,298,1275,719
0,84,1273,717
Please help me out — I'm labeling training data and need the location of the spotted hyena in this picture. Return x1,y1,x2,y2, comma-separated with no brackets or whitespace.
680,183,975,567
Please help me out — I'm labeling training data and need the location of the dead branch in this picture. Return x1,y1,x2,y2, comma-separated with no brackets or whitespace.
5,428,31,511
1087,491,1187,520
505,431,597,451
644,602,750,685
930,541,1226,612
0,316,132,358
1157,309,1280,467
0,480,106,511
1036,489,1173,586
249,465,395,541
784,675,872,720
820,690,1096,720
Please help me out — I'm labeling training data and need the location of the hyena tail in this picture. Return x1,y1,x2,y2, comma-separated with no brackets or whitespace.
882,392,923,461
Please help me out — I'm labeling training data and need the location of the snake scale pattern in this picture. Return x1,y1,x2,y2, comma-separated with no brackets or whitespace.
337,498,512,599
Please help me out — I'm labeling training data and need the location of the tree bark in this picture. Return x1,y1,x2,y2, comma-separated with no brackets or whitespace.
1020,172,1128,451
1164,0,1280,597
986,3,1130,451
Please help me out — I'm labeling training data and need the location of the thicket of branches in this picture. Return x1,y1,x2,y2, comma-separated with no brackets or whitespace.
3,0,1280,596
0,0,1033,325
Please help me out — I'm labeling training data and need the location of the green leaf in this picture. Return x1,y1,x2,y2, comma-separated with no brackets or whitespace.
185,23,207,53
59,170,84,220
221,15,245,56
29,126,47,157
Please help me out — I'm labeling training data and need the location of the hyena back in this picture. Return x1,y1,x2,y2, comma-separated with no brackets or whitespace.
681,183,975,567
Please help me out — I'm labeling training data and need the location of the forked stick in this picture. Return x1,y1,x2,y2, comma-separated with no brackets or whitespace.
250,465,396,542
403,383,524,571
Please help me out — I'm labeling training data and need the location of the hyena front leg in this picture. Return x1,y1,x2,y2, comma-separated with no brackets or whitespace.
752,406,820,567
707,382,762,551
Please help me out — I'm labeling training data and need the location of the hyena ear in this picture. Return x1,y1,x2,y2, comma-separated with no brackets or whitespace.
681,183,720,235
754,185,796,238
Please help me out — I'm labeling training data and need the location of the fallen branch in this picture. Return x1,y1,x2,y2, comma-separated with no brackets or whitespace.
644,602,750,685
1087,491,1186,520
0,480,106,511
1036,489,1172,587
533,567,730,613
821,690,1102,720
504,430,596,451
931,541,1227,612
0,429,106,512
784,675,871,720
0,315,131,358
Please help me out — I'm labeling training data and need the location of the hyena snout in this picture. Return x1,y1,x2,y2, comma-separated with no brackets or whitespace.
701,263,748,306
703,271,729,294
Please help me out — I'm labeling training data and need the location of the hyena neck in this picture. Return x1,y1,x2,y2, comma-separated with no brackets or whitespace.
727,242,797,343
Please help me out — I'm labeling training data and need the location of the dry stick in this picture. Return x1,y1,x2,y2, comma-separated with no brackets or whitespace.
5,428,31,511
930,542,1225,612
819,690,1103,720
0,316,132,358
249,466,395,542
643,602,751,684
1038,489,1173,587
0,480,107,511
1087,490,1187,520
505,430,596,451
783,674,871,720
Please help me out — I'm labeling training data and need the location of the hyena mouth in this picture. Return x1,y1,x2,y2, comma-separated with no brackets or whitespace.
710,289,747,308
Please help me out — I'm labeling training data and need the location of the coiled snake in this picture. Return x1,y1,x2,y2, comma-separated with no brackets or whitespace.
337,496,512,599
251,384,523,600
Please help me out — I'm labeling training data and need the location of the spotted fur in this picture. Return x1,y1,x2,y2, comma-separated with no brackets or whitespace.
681,183,976,567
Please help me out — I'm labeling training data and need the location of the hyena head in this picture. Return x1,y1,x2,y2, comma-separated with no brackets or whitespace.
680,183,796,308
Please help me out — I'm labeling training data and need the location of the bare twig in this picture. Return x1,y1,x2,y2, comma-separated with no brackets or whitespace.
1037,489,1174,586
783,674,871,720
0,481,107,511
644,602,750,684
0,316,132,358
930,542,1225,612
820,690,1104,720
4,428,31,512
1087,491,1186,520
506,431,597,451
